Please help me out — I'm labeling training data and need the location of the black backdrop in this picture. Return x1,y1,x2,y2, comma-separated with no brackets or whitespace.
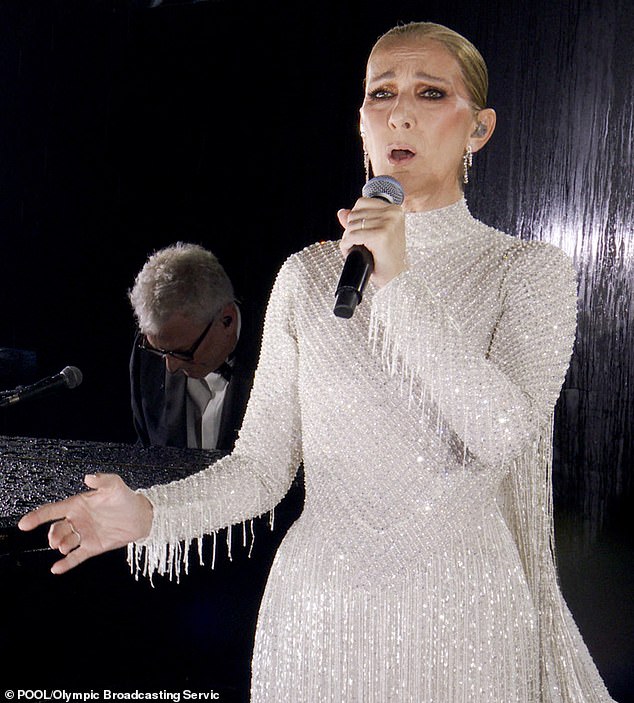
0,0,632,701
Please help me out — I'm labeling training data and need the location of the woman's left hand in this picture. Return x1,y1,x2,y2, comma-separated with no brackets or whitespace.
18,472,154,575
337,197,406,289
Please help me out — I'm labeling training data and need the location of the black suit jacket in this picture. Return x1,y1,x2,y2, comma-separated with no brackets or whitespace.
129,331,256,451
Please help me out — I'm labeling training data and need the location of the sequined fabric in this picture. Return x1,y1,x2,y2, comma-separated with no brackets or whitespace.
131,200,614,702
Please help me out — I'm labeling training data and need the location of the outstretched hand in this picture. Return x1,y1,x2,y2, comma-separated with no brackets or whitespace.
18,472,154,574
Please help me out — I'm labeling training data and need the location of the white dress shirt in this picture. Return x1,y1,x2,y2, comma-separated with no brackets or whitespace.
185,308,241,449
186,371,230,449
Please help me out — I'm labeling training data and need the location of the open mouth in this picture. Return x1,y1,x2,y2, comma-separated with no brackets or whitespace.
389,148,416,163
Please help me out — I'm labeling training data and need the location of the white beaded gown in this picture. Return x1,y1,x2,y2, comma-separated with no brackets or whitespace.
131,200,615,702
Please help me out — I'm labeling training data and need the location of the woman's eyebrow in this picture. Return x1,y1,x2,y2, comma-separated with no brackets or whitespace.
368,69,450,85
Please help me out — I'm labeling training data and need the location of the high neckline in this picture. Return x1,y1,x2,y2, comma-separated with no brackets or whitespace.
405,198,475,247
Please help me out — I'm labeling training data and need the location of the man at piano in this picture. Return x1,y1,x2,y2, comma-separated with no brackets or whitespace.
128,242,255,451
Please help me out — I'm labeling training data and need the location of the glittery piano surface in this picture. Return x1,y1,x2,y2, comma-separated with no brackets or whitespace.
132,200,614,702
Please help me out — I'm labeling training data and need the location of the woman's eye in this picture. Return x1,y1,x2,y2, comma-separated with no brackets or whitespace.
420,88,445,99
367,88,394,100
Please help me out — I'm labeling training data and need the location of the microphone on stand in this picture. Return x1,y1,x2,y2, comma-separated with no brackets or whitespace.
333,175,405,319
0,366,83,408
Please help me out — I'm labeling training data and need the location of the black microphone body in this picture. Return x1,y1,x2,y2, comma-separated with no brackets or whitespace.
0,366,83,408
334,176,405,319
333,245,375,319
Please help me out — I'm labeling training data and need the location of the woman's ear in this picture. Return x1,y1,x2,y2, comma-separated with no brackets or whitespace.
470,108,496,152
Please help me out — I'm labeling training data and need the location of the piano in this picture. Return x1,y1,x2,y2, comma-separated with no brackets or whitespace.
0,434,304,699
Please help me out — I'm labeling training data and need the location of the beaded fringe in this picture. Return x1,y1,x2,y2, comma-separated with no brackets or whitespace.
368,287,613,702
127,508,275,584
368,278,487,470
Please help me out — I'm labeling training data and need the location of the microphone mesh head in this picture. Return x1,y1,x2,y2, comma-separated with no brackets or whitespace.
61,366,83,389
361,176,405,205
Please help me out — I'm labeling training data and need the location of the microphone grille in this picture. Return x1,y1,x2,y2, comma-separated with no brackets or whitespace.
61,366,83,389
362,175,405,205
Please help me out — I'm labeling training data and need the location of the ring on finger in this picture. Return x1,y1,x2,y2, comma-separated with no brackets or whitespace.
361,218,366,231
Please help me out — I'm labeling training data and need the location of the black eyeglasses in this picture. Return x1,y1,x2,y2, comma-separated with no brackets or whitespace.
138,317,215,362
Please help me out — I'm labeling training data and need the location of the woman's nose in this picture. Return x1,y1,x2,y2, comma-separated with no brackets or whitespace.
389,94,415,130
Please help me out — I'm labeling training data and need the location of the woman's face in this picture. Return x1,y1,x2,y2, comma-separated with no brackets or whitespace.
360,38,492,210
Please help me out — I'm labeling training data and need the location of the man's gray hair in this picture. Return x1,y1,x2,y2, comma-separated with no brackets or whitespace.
128,242,235,334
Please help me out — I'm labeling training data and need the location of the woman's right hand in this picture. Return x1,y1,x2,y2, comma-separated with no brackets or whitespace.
17,472,154,574
337,196,406,289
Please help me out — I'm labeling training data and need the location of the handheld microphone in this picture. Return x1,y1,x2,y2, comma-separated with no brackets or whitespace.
333,175,405,319
0,366,83,408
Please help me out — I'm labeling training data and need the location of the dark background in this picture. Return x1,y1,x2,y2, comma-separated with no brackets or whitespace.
0,0,632,700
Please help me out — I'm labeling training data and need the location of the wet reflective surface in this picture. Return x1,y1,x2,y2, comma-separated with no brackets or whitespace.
0,435,223,529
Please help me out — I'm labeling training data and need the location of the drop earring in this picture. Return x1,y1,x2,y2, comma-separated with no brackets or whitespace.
360,128,371,182
363,145,371,182
463,144,473,184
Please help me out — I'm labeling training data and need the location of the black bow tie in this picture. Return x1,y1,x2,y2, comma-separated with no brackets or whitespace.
214,361,233,382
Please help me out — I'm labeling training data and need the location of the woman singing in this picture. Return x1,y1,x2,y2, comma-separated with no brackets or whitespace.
20,21,615,703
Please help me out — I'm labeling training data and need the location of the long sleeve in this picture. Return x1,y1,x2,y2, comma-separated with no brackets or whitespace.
369,238,578,468
129,257,303,579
